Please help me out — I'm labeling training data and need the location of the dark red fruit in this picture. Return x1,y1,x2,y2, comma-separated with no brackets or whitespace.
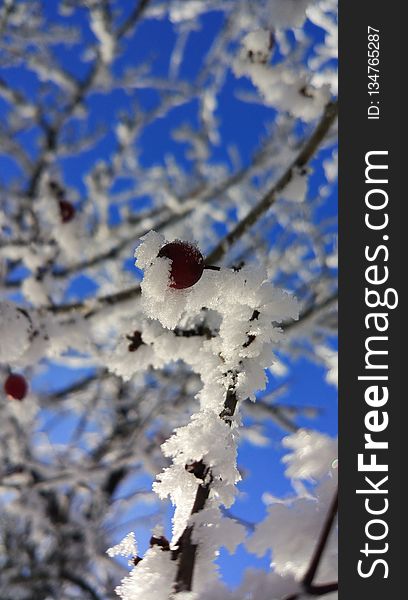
158,241,204,289
4,373,28,401
59,200,75,223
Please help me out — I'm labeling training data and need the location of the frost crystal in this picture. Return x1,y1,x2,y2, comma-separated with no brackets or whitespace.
0,302,33,362
234,24,331,121
107,532,138,558
242,30,273,64
247,430,338,581
111,232,299,597
282,429,338,482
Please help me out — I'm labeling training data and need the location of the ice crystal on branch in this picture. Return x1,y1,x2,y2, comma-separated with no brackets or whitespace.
247,430,338,582
0,303,33,362
107,532,138,559
282,429,338,482
111,232,299,596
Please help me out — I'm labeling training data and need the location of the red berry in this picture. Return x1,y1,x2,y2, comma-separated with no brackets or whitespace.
4,373,28,401
158,241,204,289
59,200,75,223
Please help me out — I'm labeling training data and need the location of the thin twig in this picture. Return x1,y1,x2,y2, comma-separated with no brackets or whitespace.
172,342,251,591
206,101,338,266
44,105,337,317
282,290,338,335
61,570,103,600
285,489,338,600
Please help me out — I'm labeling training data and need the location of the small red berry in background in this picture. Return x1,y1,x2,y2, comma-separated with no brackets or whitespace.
59,199,75,223
158,241,204,289
4,373,28,401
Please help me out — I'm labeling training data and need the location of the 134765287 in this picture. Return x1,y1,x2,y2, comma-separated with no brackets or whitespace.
368,26,380,119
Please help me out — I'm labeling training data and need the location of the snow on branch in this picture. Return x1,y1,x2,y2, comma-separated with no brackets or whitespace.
108,231,299,597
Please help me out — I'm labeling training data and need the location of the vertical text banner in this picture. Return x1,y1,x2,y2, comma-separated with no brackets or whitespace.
340,1,404,599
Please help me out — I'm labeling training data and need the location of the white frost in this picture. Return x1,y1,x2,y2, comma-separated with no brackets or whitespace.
107,532,138,558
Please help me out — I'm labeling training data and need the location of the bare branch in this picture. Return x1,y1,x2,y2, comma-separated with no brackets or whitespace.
284,489,338,600
206,101,338,265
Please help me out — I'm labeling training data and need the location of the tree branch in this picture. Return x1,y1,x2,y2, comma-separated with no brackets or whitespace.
116,0,151,39
171,342,252,591
61,570,103,600
282,290,338,333
284,488,338,600
206,100,338,265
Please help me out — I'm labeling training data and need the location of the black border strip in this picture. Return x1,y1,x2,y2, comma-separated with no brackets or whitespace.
339,1,404,597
